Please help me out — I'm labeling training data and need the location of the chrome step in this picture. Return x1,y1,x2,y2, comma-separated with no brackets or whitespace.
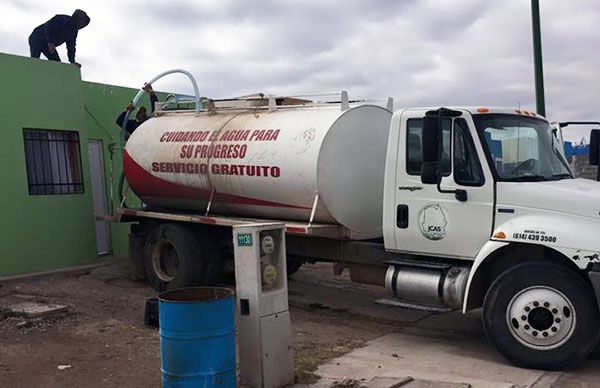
384,258,451,270
374,298,453,313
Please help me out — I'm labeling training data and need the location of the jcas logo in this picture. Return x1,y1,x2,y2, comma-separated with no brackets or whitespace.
418,204,448,240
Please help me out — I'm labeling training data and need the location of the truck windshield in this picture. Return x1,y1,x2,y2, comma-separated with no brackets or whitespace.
473,114,573,181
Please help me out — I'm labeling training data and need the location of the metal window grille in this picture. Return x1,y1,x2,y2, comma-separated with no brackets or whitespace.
23,129,84,195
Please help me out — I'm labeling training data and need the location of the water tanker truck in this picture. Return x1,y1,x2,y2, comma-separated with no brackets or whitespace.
109,75,600,370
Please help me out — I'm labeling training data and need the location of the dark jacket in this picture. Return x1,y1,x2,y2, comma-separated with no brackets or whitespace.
32,15,79,63
116,94,159,135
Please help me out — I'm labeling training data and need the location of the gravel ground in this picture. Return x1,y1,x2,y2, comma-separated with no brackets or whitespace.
0,261,400,387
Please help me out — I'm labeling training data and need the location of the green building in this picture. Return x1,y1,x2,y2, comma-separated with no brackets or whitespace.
0,52,160,276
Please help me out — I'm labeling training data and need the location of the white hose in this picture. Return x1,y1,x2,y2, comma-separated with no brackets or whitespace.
120,68,202,150
119,69,202,207
131,68,201,113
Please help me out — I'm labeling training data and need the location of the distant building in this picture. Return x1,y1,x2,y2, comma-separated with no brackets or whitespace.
563,139,589,158
563,139,597,180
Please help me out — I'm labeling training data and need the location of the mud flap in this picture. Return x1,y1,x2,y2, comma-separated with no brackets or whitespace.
588,271,600,310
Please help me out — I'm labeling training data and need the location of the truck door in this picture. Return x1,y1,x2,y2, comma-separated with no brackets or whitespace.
394,110,494,259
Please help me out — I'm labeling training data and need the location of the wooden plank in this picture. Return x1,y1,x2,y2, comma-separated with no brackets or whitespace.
109,207,346,239
95,214,119,222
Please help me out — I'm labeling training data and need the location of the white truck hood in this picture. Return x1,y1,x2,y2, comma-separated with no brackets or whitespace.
494,178,600,268
497,178,600,220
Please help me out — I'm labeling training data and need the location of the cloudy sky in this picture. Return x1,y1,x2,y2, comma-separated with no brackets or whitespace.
2,0,599,141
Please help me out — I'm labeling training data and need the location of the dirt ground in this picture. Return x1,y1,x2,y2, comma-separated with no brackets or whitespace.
0,261,400,388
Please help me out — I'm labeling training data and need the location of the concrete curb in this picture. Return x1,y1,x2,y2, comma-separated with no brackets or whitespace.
0,257,123,284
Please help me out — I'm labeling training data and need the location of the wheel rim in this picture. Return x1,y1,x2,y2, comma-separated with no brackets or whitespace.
152,240,179,282
506,286,576,350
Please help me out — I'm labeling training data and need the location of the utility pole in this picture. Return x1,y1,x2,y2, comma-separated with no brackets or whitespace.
531,0,546,116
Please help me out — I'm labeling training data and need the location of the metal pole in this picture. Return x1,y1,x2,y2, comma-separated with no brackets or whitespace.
531,0,546,117
596,141,600,182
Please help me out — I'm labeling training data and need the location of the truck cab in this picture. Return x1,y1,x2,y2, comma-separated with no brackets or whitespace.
382,106,600,369
383,106,581,260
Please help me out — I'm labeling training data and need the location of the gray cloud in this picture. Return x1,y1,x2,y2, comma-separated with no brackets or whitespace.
1,0,599,141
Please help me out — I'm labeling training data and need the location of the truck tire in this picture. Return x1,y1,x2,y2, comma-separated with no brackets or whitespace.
128,225,147,281
588,340,600,359
143,224,207,291
483,261,600,370
287,256,304,277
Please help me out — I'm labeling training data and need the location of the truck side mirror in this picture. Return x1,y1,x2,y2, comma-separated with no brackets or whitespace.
590,129,600,166
421,115,441,184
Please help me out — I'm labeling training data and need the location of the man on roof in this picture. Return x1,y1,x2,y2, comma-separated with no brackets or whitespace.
28,9,90,67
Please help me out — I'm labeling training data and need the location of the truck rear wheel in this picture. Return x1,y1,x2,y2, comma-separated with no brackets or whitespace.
144,224,207,291
287,256,304,277
483,261,600,370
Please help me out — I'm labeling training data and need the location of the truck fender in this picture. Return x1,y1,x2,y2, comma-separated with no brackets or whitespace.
492,212,600,270
461,240,508,313
549,246,600,270
461,240,593,313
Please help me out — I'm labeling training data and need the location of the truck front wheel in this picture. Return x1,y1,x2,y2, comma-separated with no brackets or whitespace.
144,224,207,291
483,261,600,370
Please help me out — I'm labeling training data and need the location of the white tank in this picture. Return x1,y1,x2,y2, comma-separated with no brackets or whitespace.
124,104,392,239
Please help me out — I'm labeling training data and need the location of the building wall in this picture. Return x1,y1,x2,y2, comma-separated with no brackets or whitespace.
0,52,155,276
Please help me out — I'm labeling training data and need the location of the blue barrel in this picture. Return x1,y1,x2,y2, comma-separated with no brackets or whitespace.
158,287,236,388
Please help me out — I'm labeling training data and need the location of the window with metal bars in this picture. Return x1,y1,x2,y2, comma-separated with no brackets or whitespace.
23,129,84,195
